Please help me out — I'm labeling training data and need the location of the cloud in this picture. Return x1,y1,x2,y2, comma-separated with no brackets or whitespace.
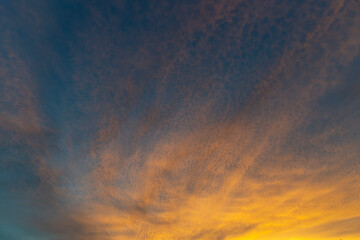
0,0,359,239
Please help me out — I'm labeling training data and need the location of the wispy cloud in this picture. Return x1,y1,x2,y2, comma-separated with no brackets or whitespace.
0,0,359,239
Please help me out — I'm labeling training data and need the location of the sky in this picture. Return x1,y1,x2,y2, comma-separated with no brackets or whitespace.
0,0,359,239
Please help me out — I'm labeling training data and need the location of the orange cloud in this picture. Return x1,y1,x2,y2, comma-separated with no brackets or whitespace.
1,0,359,239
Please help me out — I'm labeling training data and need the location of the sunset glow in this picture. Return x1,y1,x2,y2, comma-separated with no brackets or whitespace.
0,0,359,239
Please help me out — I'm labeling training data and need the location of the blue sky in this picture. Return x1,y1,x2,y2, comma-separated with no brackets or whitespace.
0,0,359,239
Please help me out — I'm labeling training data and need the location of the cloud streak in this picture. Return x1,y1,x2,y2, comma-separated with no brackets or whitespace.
0,0,359,239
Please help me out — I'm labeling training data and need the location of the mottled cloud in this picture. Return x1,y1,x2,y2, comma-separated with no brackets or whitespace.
0,0,359,239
